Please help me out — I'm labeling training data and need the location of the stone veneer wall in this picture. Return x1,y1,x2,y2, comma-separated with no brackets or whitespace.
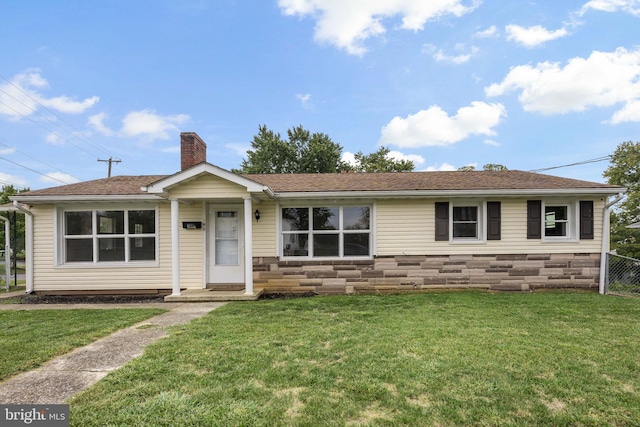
253,253,601,294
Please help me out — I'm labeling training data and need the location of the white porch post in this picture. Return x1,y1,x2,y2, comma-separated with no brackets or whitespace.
243,198,254,295
1,216,10,291
171,199,181,296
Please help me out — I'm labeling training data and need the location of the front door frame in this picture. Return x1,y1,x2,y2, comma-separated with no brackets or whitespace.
207,203,245,285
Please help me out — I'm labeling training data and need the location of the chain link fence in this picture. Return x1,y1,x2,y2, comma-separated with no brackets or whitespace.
606,253,640,296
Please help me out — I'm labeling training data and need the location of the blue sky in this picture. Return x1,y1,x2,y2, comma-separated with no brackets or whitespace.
1,0,639,190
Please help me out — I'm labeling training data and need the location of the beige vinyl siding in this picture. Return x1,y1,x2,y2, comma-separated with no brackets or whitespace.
169,174,249,199
376,198,604,256
31,203,173,292
376,199,431,256
252,200,277,256
178,202,205,288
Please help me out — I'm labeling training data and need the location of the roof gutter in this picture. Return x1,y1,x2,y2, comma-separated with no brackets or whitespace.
12,201,34,294
599,192,625,294
274,187,624,200
10,194,163,204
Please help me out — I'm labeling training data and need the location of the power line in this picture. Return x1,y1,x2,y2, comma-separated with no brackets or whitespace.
0,99,103,159
98,157,121,177
0,155,71,185
528,156,612,173
0,179,27,191
0,74,139,176
0,74,113,158
0,141,74,177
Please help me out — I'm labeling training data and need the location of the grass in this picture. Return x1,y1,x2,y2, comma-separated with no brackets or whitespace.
0,308,166,381
69,291,640,426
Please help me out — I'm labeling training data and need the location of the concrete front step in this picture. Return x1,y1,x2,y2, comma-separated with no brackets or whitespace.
164,288,263,302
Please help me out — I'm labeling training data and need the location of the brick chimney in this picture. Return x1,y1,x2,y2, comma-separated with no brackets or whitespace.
180,132,207,170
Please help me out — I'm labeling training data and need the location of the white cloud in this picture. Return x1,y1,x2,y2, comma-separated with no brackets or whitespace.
609,100,640,123
278,0,478,55
45,132,65,146
0,172,29,188
424,162,457,171
40,172,80,185
296,93,313,109
379,102,507,148
341,150,425,167
485,47,640,121
580,0,640,16
341,151,357,166
39,94,99,113
160,145,181,153
88,112,114,136
505,24,569,48
0,146,16,155
226,143,250,157
432,45,478,64
341,150,425,166
120,109,190,142
474,25,499,38
0,70,98,120
484,139,500,146
386,150,425,166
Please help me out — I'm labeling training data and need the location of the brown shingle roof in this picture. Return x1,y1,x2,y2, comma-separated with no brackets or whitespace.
17,175,167,197
15,170,621,199
243,170,619,193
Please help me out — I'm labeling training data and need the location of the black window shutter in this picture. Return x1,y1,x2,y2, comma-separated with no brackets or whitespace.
580,200,594,239
435,202,449,241
527,200,542,239
487,201,501,240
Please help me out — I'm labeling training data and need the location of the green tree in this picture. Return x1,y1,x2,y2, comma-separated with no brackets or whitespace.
0,185,29,257
603,141,640,258
236,125,415,174
457,164,508,171
483,163,508,171
348,146,414,172
236,125,344,174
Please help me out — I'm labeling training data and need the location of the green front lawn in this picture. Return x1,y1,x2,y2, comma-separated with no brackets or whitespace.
70,292,640,426
0,308,166,381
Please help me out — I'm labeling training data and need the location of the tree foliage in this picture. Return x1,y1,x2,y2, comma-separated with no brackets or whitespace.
236,125,344,174
457,164,508,171
236,125,415,174
347,146,414,173
0,185,30,255
603,141,640,258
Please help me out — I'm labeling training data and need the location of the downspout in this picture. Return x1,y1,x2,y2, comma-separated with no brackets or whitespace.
599,193,625,294
0,215,9,291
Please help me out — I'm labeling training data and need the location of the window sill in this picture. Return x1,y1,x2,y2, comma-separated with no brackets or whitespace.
280,256,373,261
55,261,159,269
449,239,486,245
541,238,579,244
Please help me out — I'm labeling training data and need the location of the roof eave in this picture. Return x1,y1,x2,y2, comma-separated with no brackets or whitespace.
273,187,625,199
9,194,164,204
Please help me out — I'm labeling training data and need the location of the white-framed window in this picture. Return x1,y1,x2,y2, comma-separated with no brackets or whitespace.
451,202,484,242
281,205,371,258
542,201,577,240
59,207,158,265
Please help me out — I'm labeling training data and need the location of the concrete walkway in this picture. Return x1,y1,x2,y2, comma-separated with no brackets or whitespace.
0,301,226,404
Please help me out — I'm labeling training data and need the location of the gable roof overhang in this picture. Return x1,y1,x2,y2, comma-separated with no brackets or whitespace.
143,163,275,199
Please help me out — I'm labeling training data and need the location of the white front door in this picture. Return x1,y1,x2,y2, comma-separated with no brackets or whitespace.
208,205,244,284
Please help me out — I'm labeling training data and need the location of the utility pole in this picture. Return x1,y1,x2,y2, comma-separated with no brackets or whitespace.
98,157,121,177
